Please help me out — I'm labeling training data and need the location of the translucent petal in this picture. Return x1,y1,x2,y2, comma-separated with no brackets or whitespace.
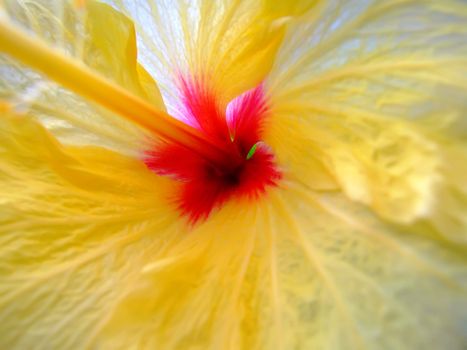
429,140,467,245
265,0,467,225
83,1,165,107
94,186,467,349
0,113,180,349
1,0,165,154
0,1,466,349
107,0,288,114
262,0,324,19
1,115,465,348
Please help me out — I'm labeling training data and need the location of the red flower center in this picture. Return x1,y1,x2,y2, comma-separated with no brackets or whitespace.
144,77,281,222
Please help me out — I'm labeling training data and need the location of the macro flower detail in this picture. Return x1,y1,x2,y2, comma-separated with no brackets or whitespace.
145,80,281,222
0,0,466,349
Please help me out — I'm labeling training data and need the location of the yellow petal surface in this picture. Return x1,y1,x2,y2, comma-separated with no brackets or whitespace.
0,1,466,349
83,1,164,108
96,184,467,349
2,111,464,349
1,0,164,154
262,0,324,19
0,113,181,349
109,0,289,109
265,0,467,226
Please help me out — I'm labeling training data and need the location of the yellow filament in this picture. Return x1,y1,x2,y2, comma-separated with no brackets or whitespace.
0,14,225,160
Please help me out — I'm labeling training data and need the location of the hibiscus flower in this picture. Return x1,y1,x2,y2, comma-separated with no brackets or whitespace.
0,0,466,349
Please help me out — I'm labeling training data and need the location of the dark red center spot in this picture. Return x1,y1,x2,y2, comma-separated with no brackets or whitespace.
144,77,281,222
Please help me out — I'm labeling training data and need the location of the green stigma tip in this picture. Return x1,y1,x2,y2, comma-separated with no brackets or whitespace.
246,143,259,160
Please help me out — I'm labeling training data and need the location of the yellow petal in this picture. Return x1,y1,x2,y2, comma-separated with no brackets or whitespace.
429,140,467,245
1,1,466,349
110,0,289,106
265,0,467,223
136,63,166,110
93,186,467,349
0,0,165,154
83,1,164,108
0,113,181,349
262,0,324,19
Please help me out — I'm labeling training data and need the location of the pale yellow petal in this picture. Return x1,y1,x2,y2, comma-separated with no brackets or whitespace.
265,0,467,224
93,186,467,349
83,1,164,108
429,140,467,245
1,0,165,154
262,0,324,19
110,0,289,108
1,1,466,349
0,113,181,349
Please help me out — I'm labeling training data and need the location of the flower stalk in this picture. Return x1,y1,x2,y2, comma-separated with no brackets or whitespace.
0,14,226,161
